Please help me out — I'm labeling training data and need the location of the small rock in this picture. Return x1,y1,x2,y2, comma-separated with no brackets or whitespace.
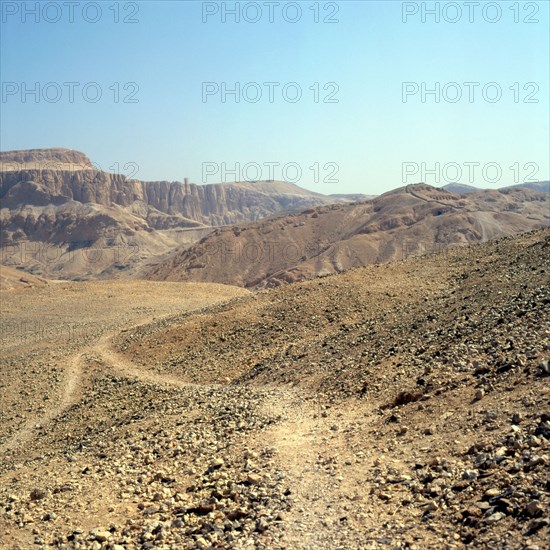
461,469,478,481
30,488,47,501
485,511,505,524
92,530,111,542
525,500,544,517
525,455,546,470
171,518,184,528
210,458,224,470
484,488,501,499
256,518,269,533
246,473,262,485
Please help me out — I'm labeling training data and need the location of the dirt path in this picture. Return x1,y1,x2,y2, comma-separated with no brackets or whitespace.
405,184,463,210
258,389,360,548
92,336,200,389
0,281,248,457
0,351,84,454
0,283,367,547
0,321,203,456
265,392,328,547
1,313,353,546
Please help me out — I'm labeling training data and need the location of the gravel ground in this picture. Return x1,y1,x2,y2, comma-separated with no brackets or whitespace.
0,229,548,549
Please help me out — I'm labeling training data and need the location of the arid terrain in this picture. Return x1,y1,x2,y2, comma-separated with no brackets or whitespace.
2,150,548,284
0,228,548,549
1,149,367,280
2,0,548,545
147,184,549,289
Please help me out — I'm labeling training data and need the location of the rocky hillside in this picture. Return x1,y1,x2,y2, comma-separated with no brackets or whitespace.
502,181,550,194
147,183,550,288
1,229,547,548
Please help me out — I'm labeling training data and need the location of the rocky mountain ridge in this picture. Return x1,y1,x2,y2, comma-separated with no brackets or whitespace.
147,184,550,288
0,148,93,171
2,149,549,283
443,181,550,194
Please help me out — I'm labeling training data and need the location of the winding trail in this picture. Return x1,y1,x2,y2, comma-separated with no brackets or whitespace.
0,352,84,454
0,304,361,548
92,336,199,390
0,321,203,455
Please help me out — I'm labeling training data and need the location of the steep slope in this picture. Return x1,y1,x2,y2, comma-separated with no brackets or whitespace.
0,168,336,230
147,183,549,288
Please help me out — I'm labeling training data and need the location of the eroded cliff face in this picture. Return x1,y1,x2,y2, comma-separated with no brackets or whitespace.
1,170,141,208
0,148,93,171
0,169,330,227
0,148,341,278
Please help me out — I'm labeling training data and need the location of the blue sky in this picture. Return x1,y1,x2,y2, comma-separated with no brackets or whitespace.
1,0,549,194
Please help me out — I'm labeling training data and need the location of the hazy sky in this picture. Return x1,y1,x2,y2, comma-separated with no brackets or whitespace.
1,0,549,194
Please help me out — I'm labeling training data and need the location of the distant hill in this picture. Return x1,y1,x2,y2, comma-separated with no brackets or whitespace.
329,193,376,203
146,183,549,289
442,181,549,194
0,148,353,278
3,149,548,281
501,181,549,194
441,183,481,194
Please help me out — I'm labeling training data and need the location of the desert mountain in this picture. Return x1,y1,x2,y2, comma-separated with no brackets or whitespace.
147,184,549,288
442,183,482,194
0,149,341,229
501,181,550,194
0,148,93,172
0,148,346,278
329,193,376,203
442,181,550,195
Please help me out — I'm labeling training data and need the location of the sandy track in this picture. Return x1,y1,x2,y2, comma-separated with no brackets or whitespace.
1,309,352,546
0,323,210,455
93,336,197,389
0,352,84,454
0,281,249,456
